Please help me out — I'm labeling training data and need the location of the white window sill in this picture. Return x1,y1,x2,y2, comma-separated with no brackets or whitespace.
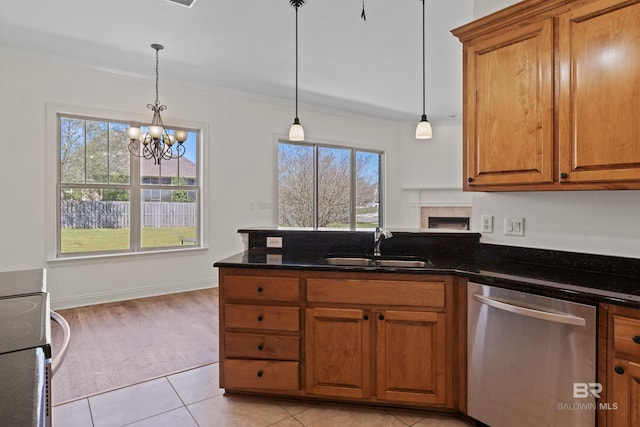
47,245,209,265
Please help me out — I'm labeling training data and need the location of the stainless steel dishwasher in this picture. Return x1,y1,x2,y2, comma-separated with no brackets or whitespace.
467,282,596,427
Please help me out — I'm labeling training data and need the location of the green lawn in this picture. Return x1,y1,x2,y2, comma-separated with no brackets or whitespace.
61,227,196,253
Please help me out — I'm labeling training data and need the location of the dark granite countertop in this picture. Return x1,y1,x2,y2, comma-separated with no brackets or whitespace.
215,230,640,308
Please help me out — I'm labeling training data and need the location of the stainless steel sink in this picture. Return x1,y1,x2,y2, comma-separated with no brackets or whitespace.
322,257,374,266
322,256,431,268
375,259,430,268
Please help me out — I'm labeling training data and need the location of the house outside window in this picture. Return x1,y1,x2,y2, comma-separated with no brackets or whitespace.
277,141,383,229
57,114,200,256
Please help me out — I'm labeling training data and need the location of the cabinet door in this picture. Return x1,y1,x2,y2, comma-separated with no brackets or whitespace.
305,307,371,399
558,0,640,183
464,19,554,188
376,310,447,405
610,357,640,426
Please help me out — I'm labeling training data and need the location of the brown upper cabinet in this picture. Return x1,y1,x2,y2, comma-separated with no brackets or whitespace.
452,0,640,191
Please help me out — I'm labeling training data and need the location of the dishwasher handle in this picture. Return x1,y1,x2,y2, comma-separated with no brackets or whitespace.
473,293,586,327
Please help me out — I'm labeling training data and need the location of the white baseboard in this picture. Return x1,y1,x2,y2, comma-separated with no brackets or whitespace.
50,278,218,310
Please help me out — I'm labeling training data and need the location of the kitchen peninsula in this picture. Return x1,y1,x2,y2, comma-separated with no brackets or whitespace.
215,229,640,426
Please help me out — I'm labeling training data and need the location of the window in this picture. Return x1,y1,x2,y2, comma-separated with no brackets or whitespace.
57,114,200,256
278,141,383,229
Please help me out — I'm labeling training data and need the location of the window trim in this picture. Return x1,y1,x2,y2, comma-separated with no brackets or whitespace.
46,103,208,262
276,137,385,230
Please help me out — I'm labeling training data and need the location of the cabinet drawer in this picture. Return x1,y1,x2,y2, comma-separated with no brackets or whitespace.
223,275,300,303
613,315,640,358
225,332,300,360
307,278,446,308
225,304,300,332
223,359,299,391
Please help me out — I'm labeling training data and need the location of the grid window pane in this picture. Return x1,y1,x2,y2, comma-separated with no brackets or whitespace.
356,151,381,229
109,123,130,184
86,120,109,184
278,144,314,227
60,118,86,184
59,187,130,253
141,191,198,248
318,147,351,229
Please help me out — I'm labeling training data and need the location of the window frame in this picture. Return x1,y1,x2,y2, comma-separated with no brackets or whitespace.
48,104,206,260
276,138,385,230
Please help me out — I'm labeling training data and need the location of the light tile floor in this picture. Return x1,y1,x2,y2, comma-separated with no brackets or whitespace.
53,363,473,427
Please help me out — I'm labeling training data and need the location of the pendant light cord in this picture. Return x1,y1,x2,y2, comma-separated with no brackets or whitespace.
295,4,299,119
422,0,425,116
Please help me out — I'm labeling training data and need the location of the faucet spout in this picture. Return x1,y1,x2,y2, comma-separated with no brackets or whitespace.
374,227,393,256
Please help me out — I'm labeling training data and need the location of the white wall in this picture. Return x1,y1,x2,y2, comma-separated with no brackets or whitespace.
0,53,404,308
473,0,519,17
390,120,470,229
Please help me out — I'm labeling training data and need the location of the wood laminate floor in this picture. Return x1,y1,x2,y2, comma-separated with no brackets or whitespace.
50,288,219,405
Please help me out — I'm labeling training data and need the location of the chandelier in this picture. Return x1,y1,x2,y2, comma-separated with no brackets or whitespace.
126,44,188,165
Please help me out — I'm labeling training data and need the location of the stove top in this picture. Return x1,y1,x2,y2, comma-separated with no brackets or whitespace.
0,292,50,357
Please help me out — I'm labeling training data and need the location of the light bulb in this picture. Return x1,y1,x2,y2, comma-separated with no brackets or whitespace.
148,125,163,138
126,126,141,140
174,130,188,142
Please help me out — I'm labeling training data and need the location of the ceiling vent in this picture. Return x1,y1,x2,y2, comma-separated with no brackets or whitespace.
167,0,197,7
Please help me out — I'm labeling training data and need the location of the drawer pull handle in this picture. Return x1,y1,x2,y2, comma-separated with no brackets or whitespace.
258,344,264,351
615,365,625,375
378,314,385,321
257,371,263,378
363,314,369,320
560,172,568,179
257,286,264,293
257,315,264,322
633,336,640,344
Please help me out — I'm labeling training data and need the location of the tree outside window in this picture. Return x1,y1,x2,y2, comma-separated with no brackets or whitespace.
278,142,382,229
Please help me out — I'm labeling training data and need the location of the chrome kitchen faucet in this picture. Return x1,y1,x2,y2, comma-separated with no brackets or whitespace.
374,227,393,256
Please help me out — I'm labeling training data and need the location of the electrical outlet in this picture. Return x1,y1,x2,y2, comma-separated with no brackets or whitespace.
266,236,283,248
504,217,524,236
481,215,493,233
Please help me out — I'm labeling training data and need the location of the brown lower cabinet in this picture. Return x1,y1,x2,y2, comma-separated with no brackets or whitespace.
218,268,463,412
602,304,640,426
305,276,450,406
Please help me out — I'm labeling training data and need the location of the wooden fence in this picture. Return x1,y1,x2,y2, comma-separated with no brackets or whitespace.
61,200,196,229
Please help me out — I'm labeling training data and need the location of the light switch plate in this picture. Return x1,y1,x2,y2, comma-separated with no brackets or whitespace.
504,217,524,236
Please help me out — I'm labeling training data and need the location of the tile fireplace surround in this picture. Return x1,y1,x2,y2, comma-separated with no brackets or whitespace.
420,206,472,229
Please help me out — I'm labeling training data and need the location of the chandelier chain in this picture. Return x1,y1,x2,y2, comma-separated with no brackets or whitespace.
156,47,160,104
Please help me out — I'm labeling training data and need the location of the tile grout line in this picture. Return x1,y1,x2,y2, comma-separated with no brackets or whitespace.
164,373,203,427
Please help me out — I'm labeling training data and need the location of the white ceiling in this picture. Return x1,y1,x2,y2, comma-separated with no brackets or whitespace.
0,0,473,121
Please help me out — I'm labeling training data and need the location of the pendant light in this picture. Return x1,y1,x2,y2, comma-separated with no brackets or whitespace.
289,0,305,141
416,0,433,139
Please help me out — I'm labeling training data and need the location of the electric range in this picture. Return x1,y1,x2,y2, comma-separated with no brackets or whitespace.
0,269,51,427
